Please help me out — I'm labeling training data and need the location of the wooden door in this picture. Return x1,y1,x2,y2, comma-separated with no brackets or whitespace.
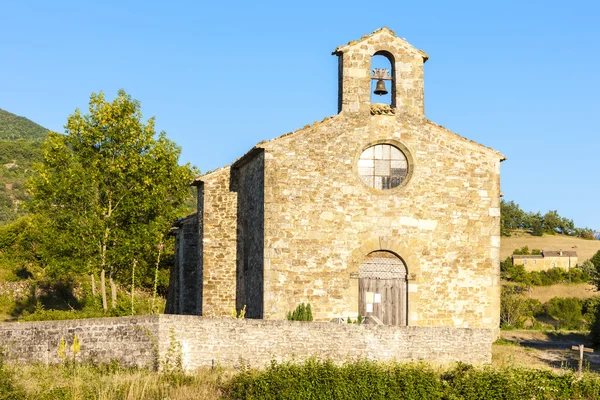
358,251,407,326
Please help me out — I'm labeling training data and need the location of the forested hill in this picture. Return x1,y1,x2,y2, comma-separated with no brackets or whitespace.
0,109,47,224
0,108,48,140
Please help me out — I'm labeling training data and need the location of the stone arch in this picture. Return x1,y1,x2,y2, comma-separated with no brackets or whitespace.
370,50,396,108
346,237,420,324
347,236,420,277
358,250,408,325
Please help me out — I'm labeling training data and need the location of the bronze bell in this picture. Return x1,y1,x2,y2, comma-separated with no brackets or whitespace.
374,79,388,96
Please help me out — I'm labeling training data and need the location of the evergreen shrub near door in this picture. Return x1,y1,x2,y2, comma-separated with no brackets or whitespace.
224,359,600,399
286,303,313,321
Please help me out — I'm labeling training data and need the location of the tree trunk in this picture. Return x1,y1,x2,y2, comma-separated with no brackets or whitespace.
100,224,110,312
131,259,137,316
100,268,108,312
152,242,164,314
110,268,117,309
91,273,97,296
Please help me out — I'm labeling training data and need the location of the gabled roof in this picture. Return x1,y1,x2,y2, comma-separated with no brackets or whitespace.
192,114,338,185
543,250,577,257
332,27,429,62
512,250,578,258
512,254,543,259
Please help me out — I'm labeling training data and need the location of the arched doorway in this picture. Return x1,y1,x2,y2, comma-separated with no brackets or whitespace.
358,251,407,326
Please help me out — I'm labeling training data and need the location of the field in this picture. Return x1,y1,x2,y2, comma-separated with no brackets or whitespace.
501,231,600,262
525,283,598,302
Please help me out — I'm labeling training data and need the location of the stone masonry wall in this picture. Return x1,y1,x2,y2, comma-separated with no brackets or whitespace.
0,315,493,370
0,316,159,367
234,151,265,318
170,29,503,332
200,168,238,317
334,27,426,117
258,29,503,329
513,255,579,272
261,113,502,329
178,215,201,314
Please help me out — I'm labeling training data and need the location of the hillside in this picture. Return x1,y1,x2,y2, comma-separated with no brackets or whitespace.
0,108,48,141
0,109,47,224
501,231,600,263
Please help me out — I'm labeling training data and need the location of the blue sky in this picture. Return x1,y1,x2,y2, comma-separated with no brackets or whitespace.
1,0,598,229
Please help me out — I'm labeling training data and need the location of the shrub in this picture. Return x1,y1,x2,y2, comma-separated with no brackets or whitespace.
543,297,584,330
224,359,600,400
502,263,592,286
286,303,313,321
591,250,600,269
590,299,600,346
500,286,536,329
581,260,596,279
226,359,445,399
583,296,600,327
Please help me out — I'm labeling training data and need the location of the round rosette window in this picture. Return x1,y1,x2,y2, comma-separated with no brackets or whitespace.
358,144,409,190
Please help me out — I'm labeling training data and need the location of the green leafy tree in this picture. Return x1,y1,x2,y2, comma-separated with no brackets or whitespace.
500,200,527,236
590,250,600,292
591,251,600,270
512,246,531,255
28,90,196,311
542,210,561,234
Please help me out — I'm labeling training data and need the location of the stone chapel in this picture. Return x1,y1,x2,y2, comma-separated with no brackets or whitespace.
166,27,505,330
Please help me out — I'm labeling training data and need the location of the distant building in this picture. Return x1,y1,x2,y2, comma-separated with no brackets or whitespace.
512,250,578,272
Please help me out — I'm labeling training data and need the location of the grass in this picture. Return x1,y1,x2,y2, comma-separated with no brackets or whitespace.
7,362,235,399
2,343,600,400
528,283,598,302
501,231,600,262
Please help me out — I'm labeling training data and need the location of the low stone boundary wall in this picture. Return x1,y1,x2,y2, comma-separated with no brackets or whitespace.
0,315,493,370
0,315,160,368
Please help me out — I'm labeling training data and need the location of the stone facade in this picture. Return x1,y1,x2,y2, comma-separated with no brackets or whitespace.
168,28,505,332
0,315,493,370
512,250,578,272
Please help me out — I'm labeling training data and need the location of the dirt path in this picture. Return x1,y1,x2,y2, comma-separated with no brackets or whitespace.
495,330,600,373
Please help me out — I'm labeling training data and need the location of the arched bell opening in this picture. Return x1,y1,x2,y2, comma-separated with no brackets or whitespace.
370,51,396,108
358,250,407,326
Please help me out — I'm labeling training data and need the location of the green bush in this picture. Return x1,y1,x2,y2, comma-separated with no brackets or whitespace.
583,296,600,327
500,286,541,329
501,256,592,286
501,289,598,331
543,297,584,330
226,360,444,400
286,303,313,321
589,297,600,346
224,359,600,400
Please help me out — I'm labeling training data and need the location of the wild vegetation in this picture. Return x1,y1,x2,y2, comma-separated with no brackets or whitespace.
0,109,47,225
500,285,600,330
501,199,596,239
0,108,48,141
227,359,600,399
0,92,197,321
3,357,600,399
499,244,600,333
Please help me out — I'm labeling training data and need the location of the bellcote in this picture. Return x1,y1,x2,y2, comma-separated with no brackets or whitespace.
332,27,428,118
